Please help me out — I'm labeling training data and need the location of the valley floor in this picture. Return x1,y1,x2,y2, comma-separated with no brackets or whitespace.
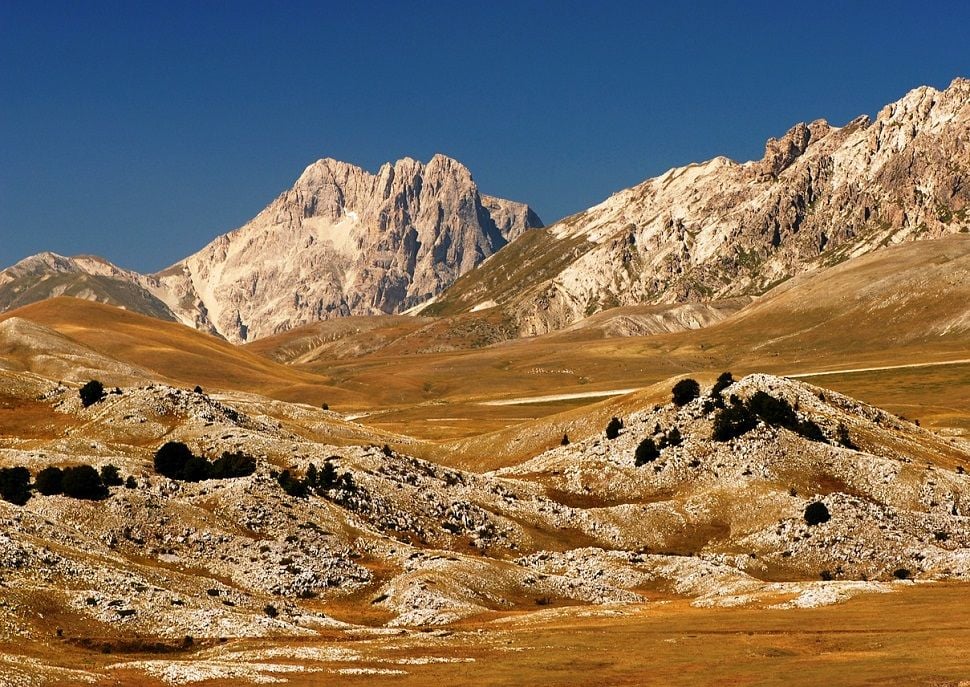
4,583,969,686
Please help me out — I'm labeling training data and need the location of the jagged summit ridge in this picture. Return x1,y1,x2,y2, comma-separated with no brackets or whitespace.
432,78,970,334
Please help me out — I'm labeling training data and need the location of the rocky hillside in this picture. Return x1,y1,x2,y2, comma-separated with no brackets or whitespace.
0,155,541,342
428,78,970,335
0,370,967,646
0,253,176,323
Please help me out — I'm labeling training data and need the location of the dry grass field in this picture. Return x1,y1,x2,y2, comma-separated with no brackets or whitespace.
6,583,968,686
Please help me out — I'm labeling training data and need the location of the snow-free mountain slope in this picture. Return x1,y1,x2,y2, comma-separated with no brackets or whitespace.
430,78,970,335
0,156,542,342
154,154,542,341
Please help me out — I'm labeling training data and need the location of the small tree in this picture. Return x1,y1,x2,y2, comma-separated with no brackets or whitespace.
318,460,339,491
664,427,682,447
79,380,106,408
305,463,318,488
61,465,108,500
561,433,570,446
634,437,660,466
154,442,195,479
100,464,123,487
672,379,701,406
0,467,32,505
804,501,831,526
711,371,734,397
35,466,65,495
605,417,624,440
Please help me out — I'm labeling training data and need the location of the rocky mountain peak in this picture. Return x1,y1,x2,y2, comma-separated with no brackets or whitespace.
150,154,541,341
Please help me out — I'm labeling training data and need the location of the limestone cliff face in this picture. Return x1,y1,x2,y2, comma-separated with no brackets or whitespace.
432,78,970,335
153,154,542,341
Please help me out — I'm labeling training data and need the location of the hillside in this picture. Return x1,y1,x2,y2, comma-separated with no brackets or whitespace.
0,370,967,683
427,79,970,335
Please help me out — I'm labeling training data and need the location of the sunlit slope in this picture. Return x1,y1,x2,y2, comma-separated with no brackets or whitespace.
293,237,970,437
0,297,361,406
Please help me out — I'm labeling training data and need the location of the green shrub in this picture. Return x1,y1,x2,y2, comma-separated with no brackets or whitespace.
634,437,659,466
154,442,195,479
210,451,256,479
712,404,758,441
61,465,108,500
100,464,123,487
672,379,701,406
804,501,831,526
79,380,106,408
35,466,65,495
0,467,32,505
605,417,624,439
277,470,308,497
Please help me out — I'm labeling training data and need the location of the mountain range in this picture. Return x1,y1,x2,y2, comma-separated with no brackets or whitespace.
0,156,541,342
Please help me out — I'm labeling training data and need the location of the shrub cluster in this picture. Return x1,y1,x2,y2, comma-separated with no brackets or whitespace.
277,459,354,499
711,391,828,443
1,462,125,505
153,442,256,482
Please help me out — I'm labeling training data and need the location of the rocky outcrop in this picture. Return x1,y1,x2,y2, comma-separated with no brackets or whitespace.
433,78,970,335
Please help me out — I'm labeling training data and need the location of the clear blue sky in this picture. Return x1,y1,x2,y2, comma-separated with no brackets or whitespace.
2,1,968,272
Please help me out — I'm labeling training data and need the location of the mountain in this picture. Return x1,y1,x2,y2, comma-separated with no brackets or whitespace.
0,155,542,342
154,154,541,342
0,252,177,322
427,78,970,335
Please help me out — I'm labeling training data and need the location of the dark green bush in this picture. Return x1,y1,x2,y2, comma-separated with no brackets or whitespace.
672,379,701,406
605,417,624,439
61,465,108,500
712,404,758,441
0,467,32,505
804,501,831,526
154,442,195,479
35,466,65,495
100,464,123,487
79,380,106,408
747,391,799,426
277,470,308,497
711,371,734,397
634,437,660,466
561,433,570,446
210,451,256,479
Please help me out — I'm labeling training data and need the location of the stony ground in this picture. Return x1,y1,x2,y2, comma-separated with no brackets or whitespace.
0,370,968,684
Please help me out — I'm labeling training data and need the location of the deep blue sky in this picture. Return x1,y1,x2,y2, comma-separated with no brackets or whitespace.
2,1,968,272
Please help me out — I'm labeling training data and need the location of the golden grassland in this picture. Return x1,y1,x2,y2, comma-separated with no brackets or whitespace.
9,583,969,686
